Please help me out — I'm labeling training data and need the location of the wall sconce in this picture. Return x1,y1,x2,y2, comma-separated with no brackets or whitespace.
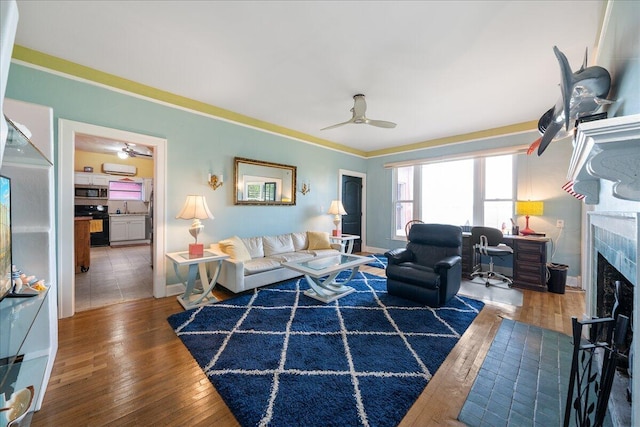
327,200,347,236
515,200,544,235
299,180,311,195
208,173,223,190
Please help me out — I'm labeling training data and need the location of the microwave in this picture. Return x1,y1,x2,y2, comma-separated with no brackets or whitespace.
75,186,108,199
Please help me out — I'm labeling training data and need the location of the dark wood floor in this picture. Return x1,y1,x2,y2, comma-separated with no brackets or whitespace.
31,265,585,426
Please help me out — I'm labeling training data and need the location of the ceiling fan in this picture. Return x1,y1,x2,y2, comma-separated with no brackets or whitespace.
321,94,397,130
120,142,152,158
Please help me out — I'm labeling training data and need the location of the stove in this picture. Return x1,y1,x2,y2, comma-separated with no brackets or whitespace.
75,205,109,246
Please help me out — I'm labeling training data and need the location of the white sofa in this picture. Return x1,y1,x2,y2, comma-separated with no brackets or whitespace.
210,231,341,293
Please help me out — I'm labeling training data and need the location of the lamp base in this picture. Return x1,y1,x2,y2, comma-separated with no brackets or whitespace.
189,243,204,257
520,215,535,236
520,227,536,236
332,229,341,237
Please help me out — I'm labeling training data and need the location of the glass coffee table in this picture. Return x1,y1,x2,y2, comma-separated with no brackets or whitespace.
283,253,370,303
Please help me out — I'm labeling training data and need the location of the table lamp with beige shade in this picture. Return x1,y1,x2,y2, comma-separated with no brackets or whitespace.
176,195,214,256
328,200,347,237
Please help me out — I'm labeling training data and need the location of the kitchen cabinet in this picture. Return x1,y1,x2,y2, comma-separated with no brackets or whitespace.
74,172,109,187
1,99,58,419
110,215,147,244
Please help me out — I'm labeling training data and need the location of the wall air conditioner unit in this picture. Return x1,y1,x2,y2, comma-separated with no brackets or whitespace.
102,163,136,176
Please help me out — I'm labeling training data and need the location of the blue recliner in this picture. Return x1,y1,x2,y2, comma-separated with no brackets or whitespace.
384,223,462,307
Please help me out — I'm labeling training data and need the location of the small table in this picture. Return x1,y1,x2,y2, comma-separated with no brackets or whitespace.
329,234,360,254
166,250,229,309
283,253,370,303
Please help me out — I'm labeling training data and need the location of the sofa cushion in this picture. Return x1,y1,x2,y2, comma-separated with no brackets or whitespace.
244,258,282,275
307,231,332,250
263,233,295,257
312,248,340,257
270,251,315,263
242,236,264,259
291,232,308,251
218,236,251,262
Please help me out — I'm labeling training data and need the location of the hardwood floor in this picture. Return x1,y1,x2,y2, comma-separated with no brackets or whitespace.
31,265,585,426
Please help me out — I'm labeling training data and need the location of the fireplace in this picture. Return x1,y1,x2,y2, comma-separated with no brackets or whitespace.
586,212,638,425
597,253,633,354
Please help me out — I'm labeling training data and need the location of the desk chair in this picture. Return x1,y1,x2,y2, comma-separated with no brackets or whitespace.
470,226,514,288
404,219,424,237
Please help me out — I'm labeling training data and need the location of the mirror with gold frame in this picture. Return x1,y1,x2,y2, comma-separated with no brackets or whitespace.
234,157,296,205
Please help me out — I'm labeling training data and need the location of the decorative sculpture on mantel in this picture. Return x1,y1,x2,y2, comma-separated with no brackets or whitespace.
528,46,613,156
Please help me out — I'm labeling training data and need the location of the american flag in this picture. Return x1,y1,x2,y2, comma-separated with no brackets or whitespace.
562,181,585,200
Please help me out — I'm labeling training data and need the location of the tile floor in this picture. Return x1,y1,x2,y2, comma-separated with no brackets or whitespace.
458,319,613,427
75,245,153,311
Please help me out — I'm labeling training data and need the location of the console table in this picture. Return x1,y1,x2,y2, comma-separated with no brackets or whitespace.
166,250,229,309
462,234,550,291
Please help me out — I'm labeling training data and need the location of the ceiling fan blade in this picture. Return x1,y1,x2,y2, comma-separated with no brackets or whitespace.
320,119,354,131
366,119,397,128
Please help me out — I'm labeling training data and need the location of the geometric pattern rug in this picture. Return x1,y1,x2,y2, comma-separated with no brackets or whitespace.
365,253,388,269
168,271,484,427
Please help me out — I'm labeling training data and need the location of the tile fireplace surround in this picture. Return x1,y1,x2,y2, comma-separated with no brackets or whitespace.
585,212,637,425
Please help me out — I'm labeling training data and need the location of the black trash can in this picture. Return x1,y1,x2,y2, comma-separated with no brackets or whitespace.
547,263,568,294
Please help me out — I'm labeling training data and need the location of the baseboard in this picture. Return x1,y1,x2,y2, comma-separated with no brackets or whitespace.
166,282,185,297
566,275,580,288
362,245,388,254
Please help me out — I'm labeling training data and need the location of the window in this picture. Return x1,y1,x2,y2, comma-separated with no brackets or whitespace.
394,166,415,236
393,154,514,238
108,180,143,201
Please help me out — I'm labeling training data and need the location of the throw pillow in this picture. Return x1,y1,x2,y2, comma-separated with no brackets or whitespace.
307,231,332,250
218,236,251,262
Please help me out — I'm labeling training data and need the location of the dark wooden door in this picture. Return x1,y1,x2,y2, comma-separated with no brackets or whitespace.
341,175,362,253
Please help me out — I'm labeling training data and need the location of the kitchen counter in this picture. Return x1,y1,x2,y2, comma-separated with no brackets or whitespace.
110,214,149,246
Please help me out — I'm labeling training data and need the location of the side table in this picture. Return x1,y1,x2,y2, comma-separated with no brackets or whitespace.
329,234,360,254
166,250,229,309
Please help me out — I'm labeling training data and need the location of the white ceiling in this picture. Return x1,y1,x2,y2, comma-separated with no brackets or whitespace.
13,1,607,154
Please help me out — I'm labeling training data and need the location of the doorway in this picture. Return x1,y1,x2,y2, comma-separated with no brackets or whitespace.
339,169,366,253
59,120,167,318
73,135,155,311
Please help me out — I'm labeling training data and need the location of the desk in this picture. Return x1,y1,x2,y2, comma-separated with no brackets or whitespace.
329,234,360,254
166,250,229,309
462,234,550,291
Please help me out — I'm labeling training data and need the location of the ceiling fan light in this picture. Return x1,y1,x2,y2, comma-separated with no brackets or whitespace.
117,151,129,159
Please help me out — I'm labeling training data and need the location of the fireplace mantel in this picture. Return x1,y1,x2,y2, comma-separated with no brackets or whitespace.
567,114,640,204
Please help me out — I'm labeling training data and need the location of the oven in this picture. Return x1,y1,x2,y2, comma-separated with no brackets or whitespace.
74,205,110,246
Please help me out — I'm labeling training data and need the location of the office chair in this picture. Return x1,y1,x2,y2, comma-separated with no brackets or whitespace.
470,226,514,288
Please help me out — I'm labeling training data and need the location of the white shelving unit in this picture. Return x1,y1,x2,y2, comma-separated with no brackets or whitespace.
0,99,58,423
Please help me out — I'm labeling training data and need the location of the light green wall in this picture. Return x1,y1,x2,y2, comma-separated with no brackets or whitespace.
5,64,367,252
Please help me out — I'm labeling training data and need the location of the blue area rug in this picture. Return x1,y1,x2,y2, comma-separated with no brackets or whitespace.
168,271,484,427
366,253,387,269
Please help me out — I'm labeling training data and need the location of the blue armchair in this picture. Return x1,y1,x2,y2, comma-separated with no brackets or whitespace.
384,223,462,307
